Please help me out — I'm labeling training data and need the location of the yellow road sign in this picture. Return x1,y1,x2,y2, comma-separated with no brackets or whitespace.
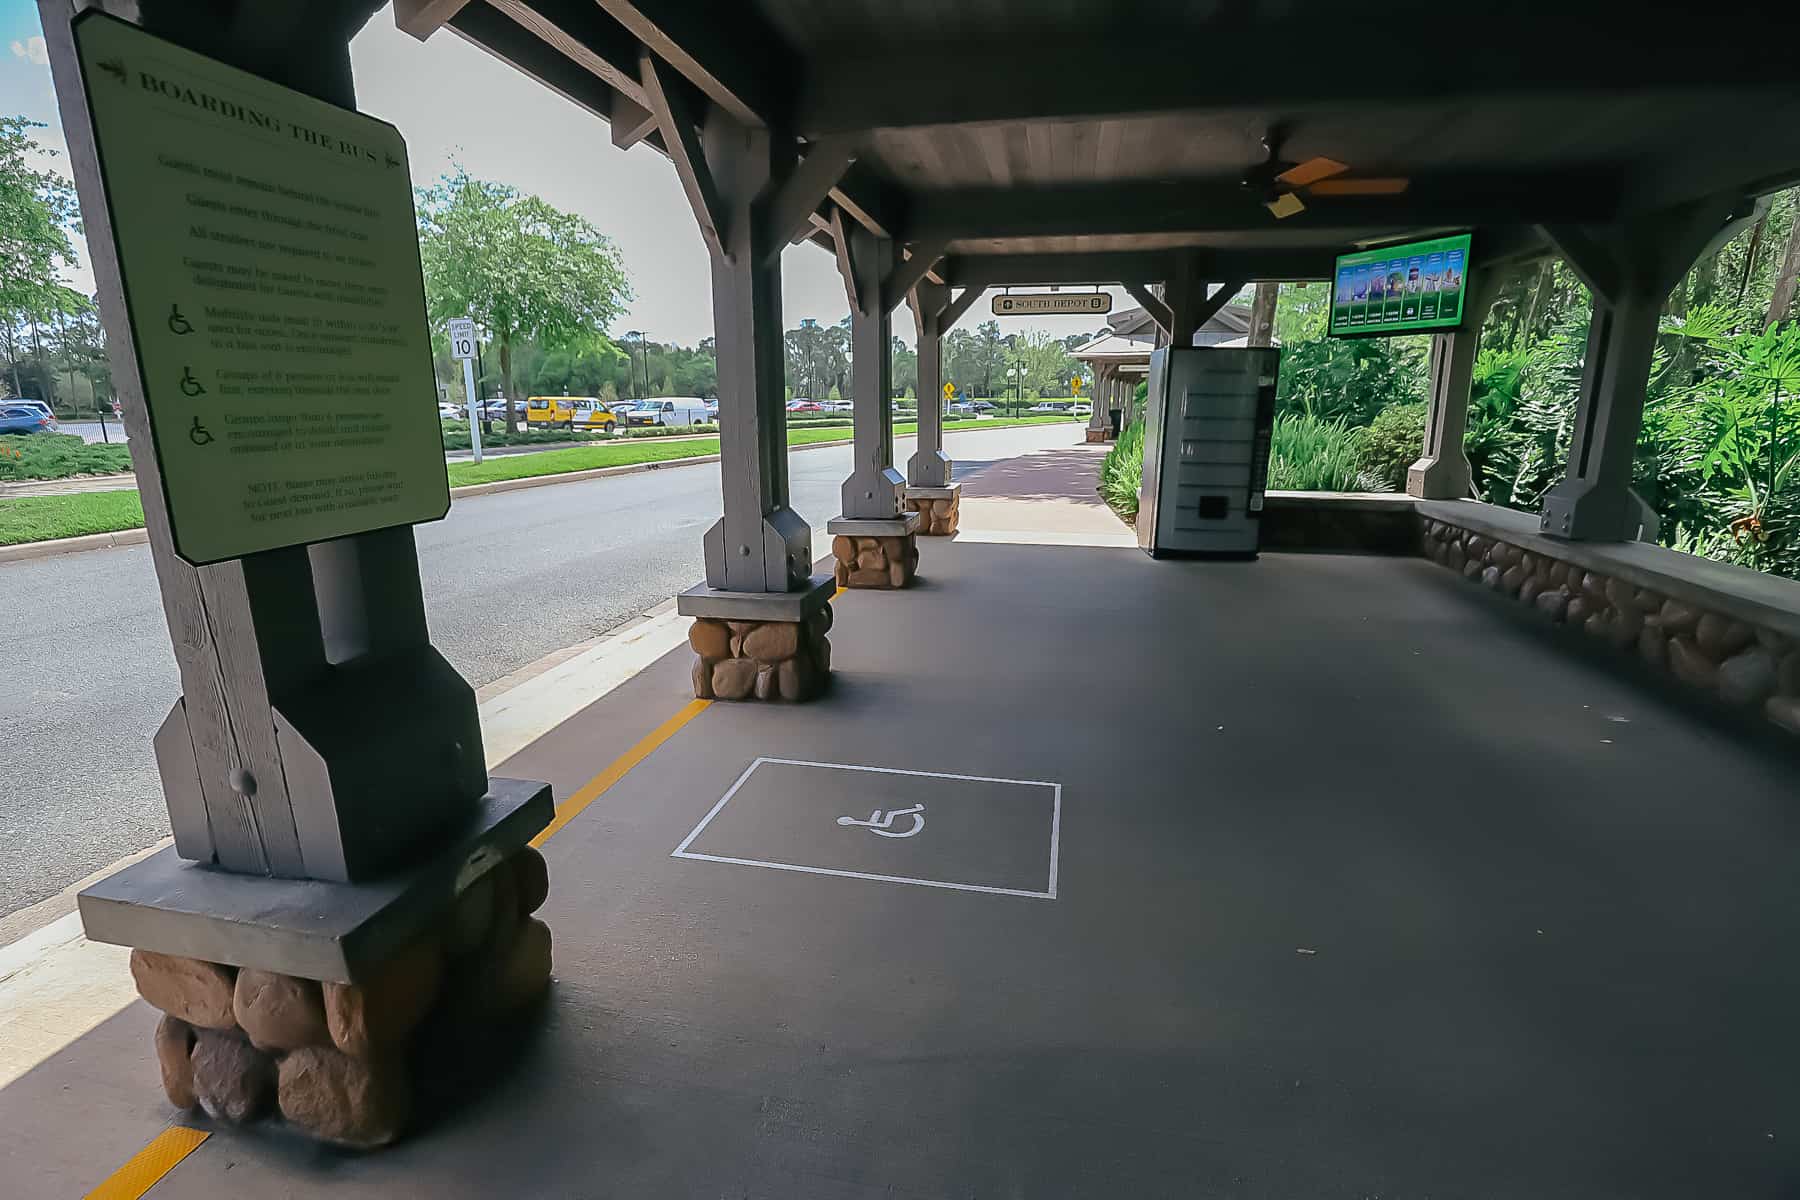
942,382,956,399
1071,377,1083,392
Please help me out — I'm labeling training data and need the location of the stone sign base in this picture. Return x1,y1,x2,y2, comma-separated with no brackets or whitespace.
688,607,832,702
1085,428,1110,444
134,844,551,1148
904,483,961,536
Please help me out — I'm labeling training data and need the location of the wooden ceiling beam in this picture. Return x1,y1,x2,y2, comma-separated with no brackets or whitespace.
596,0,794,129
795,27,1796,135
910,176,1620,245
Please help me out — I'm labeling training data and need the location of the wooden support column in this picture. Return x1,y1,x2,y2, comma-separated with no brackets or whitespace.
42,0,484,882
1538,196,1748,541
1087,363,1109,435
694,109,813,591
1407,270,1505,500
907,280,952,488
837,220,905,520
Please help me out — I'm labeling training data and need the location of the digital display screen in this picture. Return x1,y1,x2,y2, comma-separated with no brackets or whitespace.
1329,233,1472,337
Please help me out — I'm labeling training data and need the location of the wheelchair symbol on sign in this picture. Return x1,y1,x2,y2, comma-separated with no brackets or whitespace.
836,803,925,839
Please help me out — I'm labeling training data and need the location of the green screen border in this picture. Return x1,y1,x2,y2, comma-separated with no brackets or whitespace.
1327,232,1473,340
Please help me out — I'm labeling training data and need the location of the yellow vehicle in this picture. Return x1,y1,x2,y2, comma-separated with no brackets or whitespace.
524,396,617,431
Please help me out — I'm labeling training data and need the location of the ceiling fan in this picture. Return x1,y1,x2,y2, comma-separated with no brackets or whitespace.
1244,130,1411,219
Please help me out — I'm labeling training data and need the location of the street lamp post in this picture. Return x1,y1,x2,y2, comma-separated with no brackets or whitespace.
624,330,645,400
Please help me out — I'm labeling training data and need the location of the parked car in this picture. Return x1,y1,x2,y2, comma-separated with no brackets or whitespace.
623,398,713,427
437,402,463,421
971,400,995,413
1027,402,1071,415
0,402,57,435
945,401,978,419
823,399,855,413
525,396,617,431
787,400,822,413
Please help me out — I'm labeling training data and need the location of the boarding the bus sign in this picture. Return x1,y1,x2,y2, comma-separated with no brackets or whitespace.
72,12,450,565
992,292,1113,316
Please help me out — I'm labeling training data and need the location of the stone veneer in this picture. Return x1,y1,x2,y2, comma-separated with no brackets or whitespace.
1419,517,1800,737
904,492,960,536
688,605,832,702
831,533,919,588
132,844,551,1147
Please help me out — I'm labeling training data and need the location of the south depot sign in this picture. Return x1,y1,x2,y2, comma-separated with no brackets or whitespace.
992,292,1113,316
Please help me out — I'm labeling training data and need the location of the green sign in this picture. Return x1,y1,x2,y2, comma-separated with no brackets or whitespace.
1328,233,1473,339
73,13,448,565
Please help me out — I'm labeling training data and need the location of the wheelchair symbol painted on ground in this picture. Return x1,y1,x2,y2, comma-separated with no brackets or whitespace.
836,803,925,839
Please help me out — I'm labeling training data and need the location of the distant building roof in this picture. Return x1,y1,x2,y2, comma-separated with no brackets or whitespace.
1072,301,1265,365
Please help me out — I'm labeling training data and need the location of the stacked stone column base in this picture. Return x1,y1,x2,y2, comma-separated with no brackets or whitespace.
689,605,832,702
903,485,961,536
1085,427,1110,444
133,844,551,1148
831,533,919,588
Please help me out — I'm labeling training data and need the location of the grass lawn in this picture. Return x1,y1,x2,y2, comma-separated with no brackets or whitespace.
445,415,1072,487
0,490,144,546
0,416,1075,544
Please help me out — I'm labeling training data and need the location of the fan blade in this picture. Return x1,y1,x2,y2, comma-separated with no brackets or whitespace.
1264,191,1306,219
1308,177,1411,196
1275,156,1348,187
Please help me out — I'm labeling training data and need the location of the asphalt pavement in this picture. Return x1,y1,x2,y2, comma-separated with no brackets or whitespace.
0,422,1080,920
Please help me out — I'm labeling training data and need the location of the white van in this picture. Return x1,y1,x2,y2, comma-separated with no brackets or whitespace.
622,398,712,427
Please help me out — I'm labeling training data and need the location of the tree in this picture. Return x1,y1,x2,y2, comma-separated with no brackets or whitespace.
1,116,83,399
1247,282,1278,347
1769,210,1800,330
415,167,633,429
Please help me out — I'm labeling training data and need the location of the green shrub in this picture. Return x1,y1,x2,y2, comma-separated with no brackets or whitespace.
1267,412,1375,492
1356,402,1427,491
0,433,134,481
1098,420,1145,518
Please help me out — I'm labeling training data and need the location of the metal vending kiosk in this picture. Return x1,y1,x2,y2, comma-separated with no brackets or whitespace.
1137,346,1280,558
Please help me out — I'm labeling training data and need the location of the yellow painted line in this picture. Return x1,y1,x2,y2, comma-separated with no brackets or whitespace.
530,697,712,847
83,1126,207,1200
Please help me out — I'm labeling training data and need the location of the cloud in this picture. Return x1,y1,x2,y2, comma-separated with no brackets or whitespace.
11,35,49,65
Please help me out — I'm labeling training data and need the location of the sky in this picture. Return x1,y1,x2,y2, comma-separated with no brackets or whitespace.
4,1,1127,350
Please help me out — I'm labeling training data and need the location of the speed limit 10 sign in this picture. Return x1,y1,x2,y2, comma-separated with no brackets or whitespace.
447,318,476,361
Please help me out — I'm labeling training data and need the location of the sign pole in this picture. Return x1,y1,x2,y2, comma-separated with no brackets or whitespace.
449,316,482,465
462,355,483,465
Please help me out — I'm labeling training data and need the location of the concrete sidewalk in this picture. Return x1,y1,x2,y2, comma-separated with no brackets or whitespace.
8,439,1797,1198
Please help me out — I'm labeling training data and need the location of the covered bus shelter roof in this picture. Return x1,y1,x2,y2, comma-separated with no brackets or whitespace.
411,0,1800,288
17,0,1800,1195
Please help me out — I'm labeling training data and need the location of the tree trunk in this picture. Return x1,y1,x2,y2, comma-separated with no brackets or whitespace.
1735,213,1767,308
1768,213,1800,330
1518,261,1552,348
1687,247,1719,310
500,338,517,432
1247,282,1278,347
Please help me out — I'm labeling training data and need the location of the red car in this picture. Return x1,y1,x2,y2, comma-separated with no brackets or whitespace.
786,400,822,412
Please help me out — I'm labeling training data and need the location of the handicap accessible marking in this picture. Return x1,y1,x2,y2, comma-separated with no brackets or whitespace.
837,803,925,838
673,758,1061,900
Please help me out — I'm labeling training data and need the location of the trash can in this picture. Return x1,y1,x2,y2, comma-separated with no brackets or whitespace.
1108,408,1122,439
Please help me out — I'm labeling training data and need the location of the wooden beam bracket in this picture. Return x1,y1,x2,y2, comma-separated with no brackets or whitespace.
641,48,730,260
764,135,857,264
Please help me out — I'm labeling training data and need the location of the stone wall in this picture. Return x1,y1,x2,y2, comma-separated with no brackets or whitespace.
1420,517,1800,737
904,492,960,536
831,533,919,589
688,607,831,702
134,844,551,1147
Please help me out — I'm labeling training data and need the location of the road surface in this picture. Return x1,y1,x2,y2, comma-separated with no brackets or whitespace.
0,422,1080,920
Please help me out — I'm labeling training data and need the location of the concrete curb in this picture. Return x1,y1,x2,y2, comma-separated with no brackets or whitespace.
0,424,1068,561
0,525,149,564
